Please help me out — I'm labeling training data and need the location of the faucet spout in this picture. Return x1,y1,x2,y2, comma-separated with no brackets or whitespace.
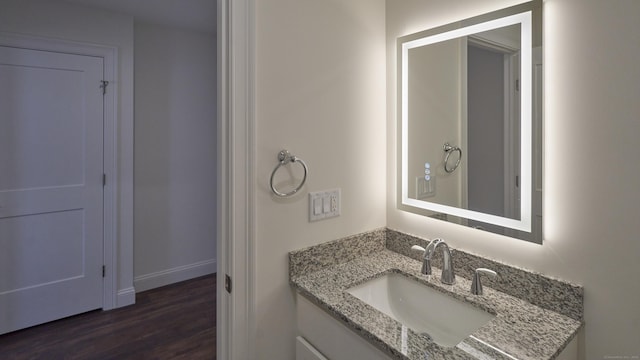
425,238,456,285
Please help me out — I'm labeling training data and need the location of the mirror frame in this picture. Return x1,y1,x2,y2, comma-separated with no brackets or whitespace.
397,1,542,241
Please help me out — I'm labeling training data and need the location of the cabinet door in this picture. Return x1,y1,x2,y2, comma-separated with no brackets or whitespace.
297,294,393,360
296,336,329,360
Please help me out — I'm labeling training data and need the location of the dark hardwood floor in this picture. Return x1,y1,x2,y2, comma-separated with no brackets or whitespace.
0,274,216,360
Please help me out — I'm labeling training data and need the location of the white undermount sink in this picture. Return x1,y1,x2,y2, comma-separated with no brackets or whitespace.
346,272,495,347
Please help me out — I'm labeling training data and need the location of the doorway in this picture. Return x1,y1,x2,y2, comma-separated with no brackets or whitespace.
466,38,521,233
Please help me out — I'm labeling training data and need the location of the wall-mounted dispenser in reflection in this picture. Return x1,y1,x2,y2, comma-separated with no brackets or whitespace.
416,162,435,199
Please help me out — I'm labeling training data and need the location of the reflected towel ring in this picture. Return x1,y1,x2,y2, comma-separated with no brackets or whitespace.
270,149,308,197
443,143,462,173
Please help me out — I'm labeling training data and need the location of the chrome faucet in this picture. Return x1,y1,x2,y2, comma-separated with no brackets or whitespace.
411,238,456,285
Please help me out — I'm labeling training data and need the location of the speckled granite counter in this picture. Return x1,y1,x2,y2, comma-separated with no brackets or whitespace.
289,228,583,360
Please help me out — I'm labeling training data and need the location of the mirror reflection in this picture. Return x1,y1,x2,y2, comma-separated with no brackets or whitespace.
398,2,542,242
406,24,521,221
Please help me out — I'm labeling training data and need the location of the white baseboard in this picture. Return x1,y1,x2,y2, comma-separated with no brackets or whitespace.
134,259,217,292
116,287,136,307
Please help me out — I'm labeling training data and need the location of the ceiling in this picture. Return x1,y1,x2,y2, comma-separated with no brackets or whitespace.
63,0,216,34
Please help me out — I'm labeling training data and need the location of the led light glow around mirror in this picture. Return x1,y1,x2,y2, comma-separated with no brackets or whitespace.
401,11,533,232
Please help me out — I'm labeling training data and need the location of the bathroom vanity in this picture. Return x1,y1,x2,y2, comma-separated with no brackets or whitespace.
290,229,582,360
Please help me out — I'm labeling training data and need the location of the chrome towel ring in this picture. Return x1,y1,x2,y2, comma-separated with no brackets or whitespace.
443,143,462,173
270,149,308,197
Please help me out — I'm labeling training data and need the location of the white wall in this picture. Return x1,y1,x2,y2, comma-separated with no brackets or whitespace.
387,0,640,358
0,0,135,307
133,22,217,291
254,0,387,358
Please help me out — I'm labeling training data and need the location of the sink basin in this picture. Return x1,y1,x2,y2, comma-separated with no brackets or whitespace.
346,272,495,347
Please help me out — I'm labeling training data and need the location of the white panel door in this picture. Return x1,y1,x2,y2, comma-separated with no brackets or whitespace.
0,45,104,334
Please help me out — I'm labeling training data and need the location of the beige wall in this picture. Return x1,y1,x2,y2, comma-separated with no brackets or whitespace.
254,0,387,358
387,0,640,358
406,39,463,206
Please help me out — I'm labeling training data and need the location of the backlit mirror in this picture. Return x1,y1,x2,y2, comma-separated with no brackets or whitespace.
397,1,543,243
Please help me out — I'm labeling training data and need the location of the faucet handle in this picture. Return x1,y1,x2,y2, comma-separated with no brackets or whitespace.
410,245,431,275
471,268,497,295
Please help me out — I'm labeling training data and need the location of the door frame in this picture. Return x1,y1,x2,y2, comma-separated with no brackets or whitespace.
0,32,120,310
503,51,520,221
217,0,256,358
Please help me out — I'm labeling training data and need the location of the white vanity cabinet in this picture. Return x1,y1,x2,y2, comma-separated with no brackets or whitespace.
296,294,393,360
296,336,328,360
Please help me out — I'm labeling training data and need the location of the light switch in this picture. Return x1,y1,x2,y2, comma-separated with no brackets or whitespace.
322,196,331,213
416,175,436,200
313,198,322,215
309,188,341,222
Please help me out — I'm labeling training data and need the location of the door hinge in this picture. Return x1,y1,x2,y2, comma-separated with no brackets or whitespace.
100,80,109,95
516,175,520,188
224,274,232,293
102,265,106,278
103,173,106,187
515,79,520,91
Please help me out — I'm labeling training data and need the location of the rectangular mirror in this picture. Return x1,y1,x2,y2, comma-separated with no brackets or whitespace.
397,1,543,243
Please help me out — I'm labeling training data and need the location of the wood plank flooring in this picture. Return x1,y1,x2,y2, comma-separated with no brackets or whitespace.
0,274,216,360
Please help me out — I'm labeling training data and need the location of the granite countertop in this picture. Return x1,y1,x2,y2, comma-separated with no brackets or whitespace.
289,228,583,360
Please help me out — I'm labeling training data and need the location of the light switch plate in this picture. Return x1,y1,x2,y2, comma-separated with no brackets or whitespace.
416,176,435,200
309,188,341,222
